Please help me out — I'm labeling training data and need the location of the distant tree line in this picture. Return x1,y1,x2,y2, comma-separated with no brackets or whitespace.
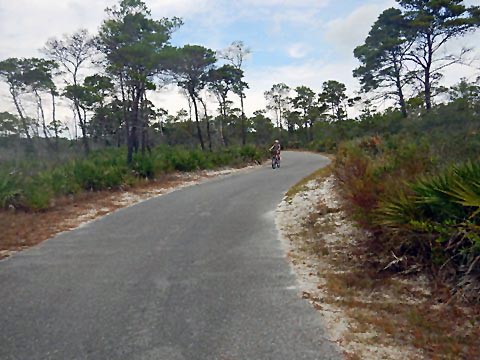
0,0,479,163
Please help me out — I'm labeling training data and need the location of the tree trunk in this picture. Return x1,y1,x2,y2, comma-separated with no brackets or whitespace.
34,90,54,150
395,75,407,117
218,101,226,147
199,97,212,152
72,71,90,155
73,108,78,140
117,121,122,148
75,100,90,155
141,126,148,155
279,107,284,130
127,129,134,165
191,94,205,151
128,87,142,164
51,90,59,150
206,116,212,152
120,74,129,150
424,71,432,110
393,61,408,118
424,36,433,111
240,93,246,145
140,93,148,156
10,88,31,140
305,109,313,141
10,87,34,152
222,102,230,147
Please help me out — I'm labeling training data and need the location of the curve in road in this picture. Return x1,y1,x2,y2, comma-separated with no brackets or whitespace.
0,151,339,360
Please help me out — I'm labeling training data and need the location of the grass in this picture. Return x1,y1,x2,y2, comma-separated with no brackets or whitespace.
341,297,480,359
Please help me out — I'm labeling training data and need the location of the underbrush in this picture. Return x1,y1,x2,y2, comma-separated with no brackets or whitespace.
334,135,480,301
0,145,265,211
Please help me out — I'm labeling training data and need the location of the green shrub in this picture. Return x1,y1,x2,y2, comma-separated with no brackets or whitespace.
71,157,127,191
167,148,198,171
22,174,54,210
189,149,211,169
0,169,23,208
152,151,175,173
375,161,480,284
239,145,262,162
0,145,266,212
49,166,81,196
132,153,155,178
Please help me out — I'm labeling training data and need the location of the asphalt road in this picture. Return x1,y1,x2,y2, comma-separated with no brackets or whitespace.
0,151,340,360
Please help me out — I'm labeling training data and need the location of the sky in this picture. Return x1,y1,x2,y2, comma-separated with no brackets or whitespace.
0,0,479,130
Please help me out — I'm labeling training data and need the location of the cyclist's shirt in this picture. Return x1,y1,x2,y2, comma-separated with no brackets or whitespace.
271,143,281,154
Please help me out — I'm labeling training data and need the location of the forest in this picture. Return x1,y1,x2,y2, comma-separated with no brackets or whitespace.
1,0,480,300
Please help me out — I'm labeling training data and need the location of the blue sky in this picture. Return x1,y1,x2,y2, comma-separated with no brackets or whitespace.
0,0,479,124
171,0,364,56
167,0,386,67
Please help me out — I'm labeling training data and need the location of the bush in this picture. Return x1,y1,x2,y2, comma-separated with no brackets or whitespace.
49,166,81,196
132,153,155,178
376,161,480,286
0,169,22,208
22,174,54,210
0,145,266,212
239,144,263,163
334,136,433,225
166,148,200,172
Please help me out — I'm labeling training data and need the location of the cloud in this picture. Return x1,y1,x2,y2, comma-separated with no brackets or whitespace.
286,43,311,59
151,0,331,33
242,0,328,5
150,0,218,19
0,0,111,59
171,1,324,46
324,1,396,55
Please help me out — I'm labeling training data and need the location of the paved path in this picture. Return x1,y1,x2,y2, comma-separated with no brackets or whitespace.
0,151,340,360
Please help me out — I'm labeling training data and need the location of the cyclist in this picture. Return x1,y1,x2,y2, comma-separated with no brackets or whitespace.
269,140,281,167
269,139,281,155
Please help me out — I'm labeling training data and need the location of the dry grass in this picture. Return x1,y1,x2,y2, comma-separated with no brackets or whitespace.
285,164,333,201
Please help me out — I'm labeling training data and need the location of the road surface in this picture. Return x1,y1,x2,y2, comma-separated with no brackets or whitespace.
0,151,340,360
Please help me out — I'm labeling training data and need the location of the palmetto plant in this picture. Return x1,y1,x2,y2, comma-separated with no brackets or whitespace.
448,162,480,218
376,190,417,229
376,161,480,284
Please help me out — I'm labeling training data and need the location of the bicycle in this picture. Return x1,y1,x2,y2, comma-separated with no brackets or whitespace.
271,152,280,169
